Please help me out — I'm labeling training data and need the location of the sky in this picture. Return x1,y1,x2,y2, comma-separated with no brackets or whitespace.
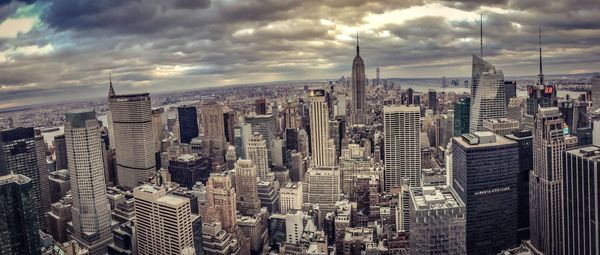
0,0,598,109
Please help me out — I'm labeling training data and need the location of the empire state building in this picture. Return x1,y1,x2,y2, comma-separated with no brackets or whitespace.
351,34,366,125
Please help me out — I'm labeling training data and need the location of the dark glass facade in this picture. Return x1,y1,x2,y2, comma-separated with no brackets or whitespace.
178,105,199,144
563,146,600,255
504,81,517,106
0,174,40,255
505,130,533,241
453,97,471,136
168,156,211,188
452,135,519,255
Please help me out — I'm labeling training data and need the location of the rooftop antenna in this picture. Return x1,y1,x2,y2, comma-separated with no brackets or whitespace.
538,26,544,85
480,12,483,58
108,72,116,97
356,32,360,57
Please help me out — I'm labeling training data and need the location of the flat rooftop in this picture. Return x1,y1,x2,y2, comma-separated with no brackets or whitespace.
410,186,464,210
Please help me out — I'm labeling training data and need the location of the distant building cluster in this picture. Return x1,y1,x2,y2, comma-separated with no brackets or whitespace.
1,27,600,255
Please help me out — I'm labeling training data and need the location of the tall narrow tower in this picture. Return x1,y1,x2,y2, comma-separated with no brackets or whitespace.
308,89,336,167
383,105,421,190
351,33,366,125
529,107,577,255
65,109,112,255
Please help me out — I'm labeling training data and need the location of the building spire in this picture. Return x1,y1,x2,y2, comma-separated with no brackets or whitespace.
108,72,116,98
480,13,483,58
356,32,360,57
538,26,544,85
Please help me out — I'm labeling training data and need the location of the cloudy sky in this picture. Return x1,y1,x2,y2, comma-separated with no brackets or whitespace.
0,0,598,109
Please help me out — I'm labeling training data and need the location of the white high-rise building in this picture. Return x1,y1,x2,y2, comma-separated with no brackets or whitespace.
234,159,261,215
383,105,421,190
308,89,336,167
303,166,341,213
279,182,303,214
285,210,305,244
247,132,270,181
134,184,194,255
109,84,156,188
469,55,507,132
64,109,112,255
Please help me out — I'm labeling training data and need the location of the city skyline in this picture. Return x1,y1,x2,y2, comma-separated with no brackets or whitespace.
0,0,599,109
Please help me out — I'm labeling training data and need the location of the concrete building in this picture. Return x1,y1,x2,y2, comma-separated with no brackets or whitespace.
592,73,600,112
134,184,194,255
233,123,252,160
201,173,238,234
48,169,70,203
452,132,519,254
237,215,268,253
199,103,226,158
234,159,261,216
257,180,280,214
482,118,520,136
529,107,578,255
383,105,421,190
109,86,156,188
563,146,600,255
246,133,270,180
303,166,341,214
280,182,303,214
64,109,112,255
244,114,277,165
202,222,240,255
308,89,336,167
0,173,40,255
46,195,73,243
469,55,507,132
409,186,466,254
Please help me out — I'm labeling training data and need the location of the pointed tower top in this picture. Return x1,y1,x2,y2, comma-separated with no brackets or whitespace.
356,32,360,57
108,73,116,98
538,26,544,85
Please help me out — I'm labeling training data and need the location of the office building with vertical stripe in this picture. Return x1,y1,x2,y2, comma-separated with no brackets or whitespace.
65,109,112,255
178,105,199,144
452,132,519,254
0,173,40,255
562,146,600,255
383,105,421,190
308,89,336,167
109,86,156,188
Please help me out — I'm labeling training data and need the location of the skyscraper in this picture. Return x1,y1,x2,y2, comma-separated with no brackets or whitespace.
65,109,112,255
247,133,270,181
0,173,40,255
255,99,268,115
0,127,46,231
201,173,238,234
200,102,226,158
529,107,578,255
53,134,68,170
375,67,380,86
109,84,156,188
409,186,466,254
234,159,261,216
563,146,600,255
469,55,506,132
302,166,341,213
452,132,519,254
504,81,517,106
233,123,252,159
308,89,336,167
351,34,366,125
428,90,438,115
178,105,199,144
383,105,421,190
244,114,277,164
505,130,533,241
169,154,211,189
134,184,195,255
592,73,600,112
454,97,470,136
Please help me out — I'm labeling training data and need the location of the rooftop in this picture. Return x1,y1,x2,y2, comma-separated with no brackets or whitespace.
455,132,516,148
566,145,600,162
410,186,464,210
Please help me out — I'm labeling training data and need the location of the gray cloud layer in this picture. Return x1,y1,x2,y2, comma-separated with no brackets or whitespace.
0,0,598,108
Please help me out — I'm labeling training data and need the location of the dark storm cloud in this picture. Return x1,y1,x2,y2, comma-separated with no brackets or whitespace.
0,0,599,109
